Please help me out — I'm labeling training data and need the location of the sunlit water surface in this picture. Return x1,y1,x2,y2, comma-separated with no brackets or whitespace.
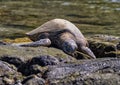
0,0,120,39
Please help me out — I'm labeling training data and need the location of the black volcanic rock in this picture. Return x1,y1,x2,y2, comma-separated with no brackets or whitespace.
30,55,60,66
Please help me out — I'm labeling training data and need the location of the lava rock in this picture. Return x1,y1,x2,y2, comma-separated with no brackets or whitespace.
30,55,60,66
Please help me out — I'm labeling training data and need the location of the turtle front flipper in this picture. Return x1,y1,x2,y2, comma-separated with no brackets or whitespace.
12,38,51,47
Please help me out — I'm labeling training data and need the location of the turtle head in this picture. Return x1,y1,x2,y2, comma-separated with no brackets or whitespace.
62,39,78,55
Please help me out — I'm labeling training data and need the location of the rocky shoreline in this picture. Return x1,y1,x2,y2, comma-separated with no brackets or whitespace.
0,35,120,85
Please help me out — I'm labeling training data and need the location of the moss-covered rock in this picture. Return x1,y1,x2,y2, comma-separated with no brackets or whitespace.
0,45,75,61
87,34,120,58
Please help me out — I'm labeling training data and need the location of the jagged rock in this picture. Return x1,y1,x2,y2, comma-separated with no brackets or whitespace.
89,41,117,58
22,75,45,85
0,60,22,85
44,58,120,85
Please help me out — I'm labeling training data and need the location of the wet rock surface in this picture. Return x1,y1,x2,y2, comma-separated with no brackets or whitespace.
0,36,120,85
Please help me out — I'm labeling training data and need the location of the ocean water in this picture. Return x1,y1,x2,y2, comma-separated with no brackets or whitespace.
0,0,120,39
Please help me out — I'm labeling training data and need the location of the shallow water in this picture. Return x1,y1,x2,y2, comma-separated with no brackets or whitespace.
0,0,120,39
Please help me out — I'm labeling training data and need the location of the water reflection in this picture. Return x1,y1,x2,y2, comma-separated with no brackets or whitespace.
110,0,120,2
116,8,120,10
61,2,72,6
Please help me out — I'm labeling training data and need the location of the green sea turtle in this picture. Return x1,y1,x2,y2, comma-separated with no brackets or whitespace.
16,19,96,59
